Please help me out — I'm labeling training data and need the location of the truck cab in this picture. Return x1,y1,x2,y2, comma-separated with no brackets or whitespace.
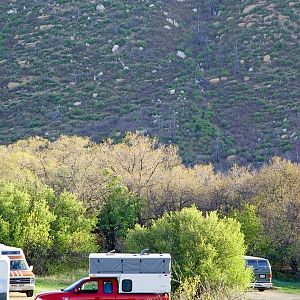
0,244,35,297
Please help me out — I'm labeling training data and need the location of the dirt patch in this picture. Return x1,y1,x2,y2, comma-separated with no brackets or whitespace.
247,290,300,300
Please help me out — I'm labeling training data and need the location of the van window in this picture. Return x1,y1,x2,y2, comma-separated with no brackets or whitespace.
258,260,269,268
122,280,132,292
246,260,257,268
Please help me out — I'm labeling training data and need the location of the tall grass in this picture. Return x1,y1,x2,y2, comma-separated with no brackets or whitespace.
172,276,246,300
35,269,87,294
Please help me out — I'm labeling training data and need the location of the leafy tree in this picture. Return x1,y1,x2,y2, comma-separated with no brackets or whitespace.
99,133,180,198
251,158,300,271
0,181,97,273
49,191,97,255
0,182,35,247
22,198,55,266
96,173,144,251
230,203,269,256
125,206,252,290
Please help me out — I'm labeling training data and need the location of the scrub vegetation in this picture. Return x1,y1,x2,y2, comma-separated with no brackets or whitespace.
0,133,300,297
0,0,299,168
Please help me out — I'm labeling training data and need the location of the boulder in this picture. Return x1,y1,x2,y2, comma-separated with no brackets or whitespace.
7,82,21,90
112,45,119,53
243,4,257,14
263,55,271,63
17,60,27,67
7,8,17,14
209,78,220,84
166,18,179,28
176,50,186,59
96,4,105,12
37,15,50,20
39,24,55,31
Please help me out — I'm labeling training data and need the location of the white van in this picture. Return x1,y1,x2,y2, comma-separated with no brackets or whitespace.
0,244,35,297
244,255,272,291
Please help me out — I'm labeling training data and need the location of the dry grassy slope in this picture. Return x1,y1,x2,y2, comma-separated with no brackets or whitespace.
0,0,299,167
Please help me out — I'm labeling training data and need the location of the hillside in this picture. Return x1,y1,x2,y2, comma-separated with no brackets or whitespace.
0,0,299,167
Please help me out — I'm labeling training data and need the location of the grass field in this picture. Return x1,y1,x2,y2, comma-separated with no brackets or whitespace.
35,269,87,294
273,278,300,295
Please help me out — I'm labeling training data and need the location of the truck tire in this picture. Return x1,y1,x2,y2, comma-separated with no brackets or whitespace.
26,291,34,297
258,288,266,292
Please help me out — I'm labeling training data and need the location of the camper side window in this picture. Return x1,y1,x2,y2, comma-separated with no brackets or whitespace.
103,281,113,294
122,280,132,292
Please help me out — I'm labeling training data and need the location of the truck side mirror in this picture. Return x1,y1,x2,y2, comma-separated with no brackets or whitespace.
74,288,79,294
29,266,33,272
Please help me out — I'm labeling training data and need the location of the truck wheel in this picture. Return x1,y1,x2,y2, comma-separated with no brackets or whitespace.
26,291,34,297
258,288,265,292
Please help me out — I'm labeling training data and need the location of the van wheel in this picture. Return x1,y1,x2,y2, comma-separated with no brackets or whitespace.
26,291,34,297
258,288,266,292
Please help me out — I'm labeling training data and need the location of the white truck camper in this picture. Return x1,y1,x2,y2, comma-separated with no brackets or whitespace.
89,252,171,294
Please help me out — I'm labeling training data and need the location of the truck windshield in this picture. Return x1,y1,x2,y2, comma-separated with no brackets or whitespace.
10,260,29,270
64,278,86,292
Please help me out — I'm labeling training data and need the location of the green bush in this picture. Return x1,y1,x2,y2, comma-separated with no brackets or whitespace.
125,206,252,291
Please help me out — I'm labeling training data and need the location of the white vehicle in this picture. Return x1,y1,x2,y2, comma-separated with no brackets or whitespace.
0,244,35,297
244,255,272,291
35,251,171,300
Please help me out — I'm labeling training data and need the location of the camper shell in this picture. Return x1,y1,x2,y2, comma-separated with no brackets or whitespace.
0,244,35,297
89,253,171,294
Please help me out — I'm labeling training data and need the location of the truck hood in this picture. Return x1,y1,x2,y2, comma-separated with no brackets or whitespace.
10,270,34,277
35,290,65,298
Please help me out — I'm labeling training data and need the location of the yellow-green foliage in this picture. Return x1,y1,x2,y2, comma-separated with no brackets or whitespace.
0,134,300,272
0,181,97,273
125,206,252,290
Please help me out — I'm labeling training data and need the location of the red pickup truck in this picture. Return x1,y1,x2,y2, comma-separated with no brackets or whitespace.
35,276,169,300
35,253,171,300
